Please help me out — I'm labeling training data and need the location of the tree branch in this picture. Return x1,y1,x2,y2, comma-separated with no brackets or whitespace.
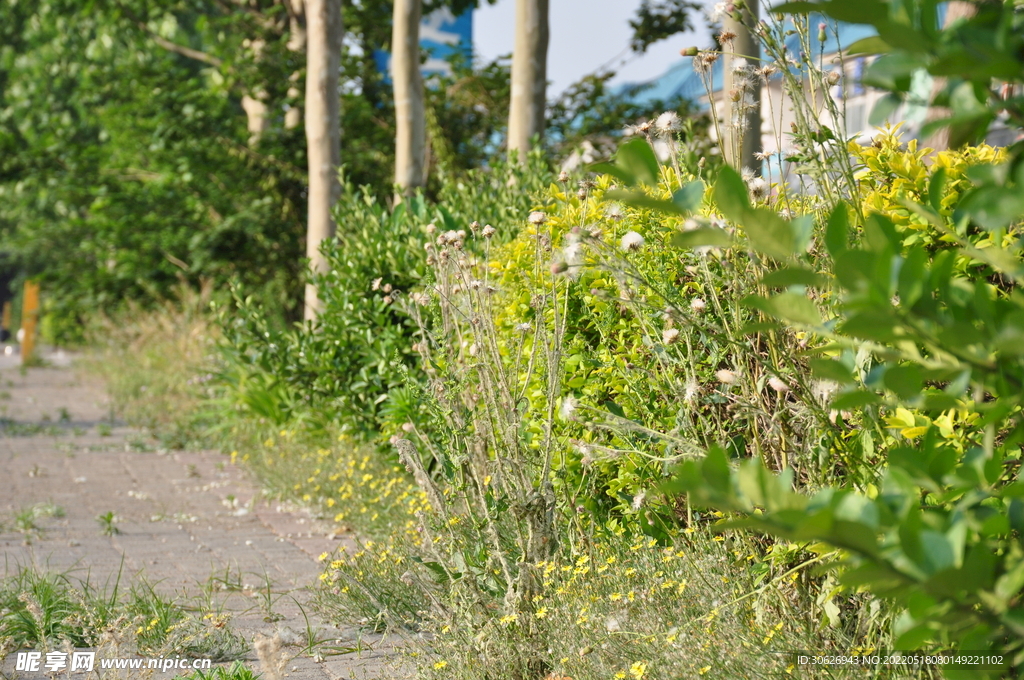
146,31,223,68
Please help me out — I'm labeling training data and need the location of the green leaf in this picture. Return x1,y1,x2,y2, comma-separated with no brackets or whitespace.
846,35,891,54
743,208,797,260
897,248,928,307
713,166,751,222
809,358,855,384
605,189,683,215
883,364,924,400
672,180,705,213
869,92,904,127
825,203,849,256
760,266,826,288
744,293,822,326
927,167,947,214
615,137,661,186
671,227,733,249
894,623,937,650
590,162,636,186
831,390,882,409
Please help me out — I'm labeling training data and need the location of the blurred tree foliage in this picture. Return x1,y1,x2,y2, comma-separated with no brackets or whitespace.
0,0,703,340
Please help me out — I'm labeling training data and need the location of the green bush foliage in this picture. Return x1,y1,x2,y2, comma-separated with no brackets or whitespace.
217,152,554,438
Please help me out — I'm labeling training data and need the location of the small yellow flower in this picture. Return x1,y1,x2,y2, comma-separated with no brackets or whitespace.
629,661,648,678
499,614,518,625
434,660,448,669
535,607,549,619
699,666,711,675
609,592,623,602
318,552,329,562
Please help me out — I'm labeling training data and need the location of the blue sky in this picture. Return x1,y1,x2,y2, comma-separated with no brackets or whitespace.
474,0,711,95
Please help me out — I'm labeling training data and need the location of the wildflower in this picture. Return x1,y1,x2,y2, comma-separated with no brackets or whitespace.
663,328,680,345
482,224,496,238
529,211,547,225
434,660,448,669
747,176,768,199
826,69,842,86
731,57,749,73
424,223,437,235
716,369,738,384
710,1,729,21
655,111,681,135
632,490,646,510
605,203,624,221
605,616,622,632
469,220,480,233
768,376,790,393
371,278,382,291
499,614,518,625
690,297,706,313
620,231,645,252
629,661,648,678
811,379,838,403
558,170,569,182
515,322,532,333
684,379,700,404
560,396,578,421
535,607,549,619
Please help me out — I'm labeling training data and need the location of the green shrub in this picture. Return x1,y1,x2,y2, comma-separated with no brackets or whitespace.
216,152,554,439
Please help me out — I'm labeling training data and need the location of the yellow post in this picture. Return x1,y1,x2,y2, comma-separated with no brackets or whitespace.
21,281,40,364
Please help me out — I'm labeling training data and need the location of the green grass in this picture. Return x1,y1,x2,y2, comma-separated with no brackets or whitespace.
0,564,247,660
174,662,262,680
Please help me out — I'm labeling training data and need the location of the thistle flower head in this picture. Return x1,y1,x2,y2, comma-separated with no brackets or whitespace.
716,369,738,384
663,328,681,344
690,297,707,313
481,224,496,238
620,231,645,252
655,111,681,135
560,395,578,421
768,376,790,393
528,211,547,225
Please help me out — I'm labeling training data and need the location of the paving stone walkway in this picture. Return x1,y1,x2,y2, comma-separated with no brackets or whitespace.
0,352,406,679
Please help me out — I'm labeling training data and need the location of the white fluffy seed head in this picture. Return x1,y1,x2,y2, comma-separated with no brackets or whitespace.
655,111,681,135
716,369,738,384
620,231,645,252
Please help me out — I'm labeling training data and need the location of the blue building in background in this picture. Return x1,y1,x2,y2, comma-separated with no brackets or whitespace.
376,8,473,81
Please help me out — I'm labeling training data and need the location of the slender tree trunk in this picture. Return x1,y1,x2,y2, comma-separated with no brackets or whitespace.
304,0,342,320
286,0,307,130
507,0,549,160
393,0,426,197
242,39,269,145
723,3,762,175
